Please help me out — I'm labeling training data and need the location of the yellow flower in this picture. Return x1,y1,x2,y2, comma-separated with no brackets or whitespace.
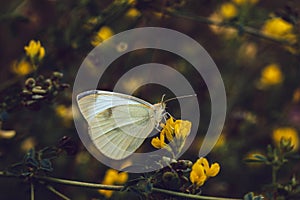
262,18,297,44
151,117,192,156
174,120,192,139
258,63,283,88
24,40,46,60
232,0,259,5
190,157,220,187
197,157,220,177
11,60,34,76
272,127,299,150
220,2,238,20
162,117,176,142
99,169,128,198
190,161,206,187
151,131,167,149
91,26,114,47
125,8,141,18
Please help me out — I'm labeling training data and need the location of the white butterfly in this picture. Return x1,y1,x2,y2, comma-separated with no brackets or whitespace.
76,90,167,160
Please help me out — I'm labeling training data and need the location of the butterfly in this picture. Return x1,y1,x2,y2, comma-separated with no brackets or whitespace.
77,90,195,160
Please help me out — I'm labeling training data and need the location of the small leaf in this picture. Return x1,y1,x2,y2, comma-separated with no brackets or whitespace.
244,192,264,200
244,192,254,200
40,159,53,172
253,154,268,162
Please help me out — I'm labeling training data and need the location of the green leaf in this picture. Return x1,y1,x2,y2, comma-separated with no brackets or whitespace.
244,192,264,200
244,192,254,200
253,154,268,161
40,159,53,172
24,149,39,168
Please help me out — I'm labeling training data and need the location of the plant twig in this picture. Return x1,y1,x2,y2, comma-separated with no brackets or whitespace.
0,172,242,200
35,175,241,200
44,184,71,200
31,182,34,200
163,8,293,46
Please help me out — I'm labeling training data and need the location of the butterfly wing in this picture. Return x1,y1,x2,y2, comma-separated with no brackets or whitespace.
77,90,156,160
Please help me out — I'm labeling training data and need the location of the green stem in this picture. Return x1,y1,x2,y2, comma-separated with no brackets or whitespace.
153,187,241,200
272,166,279,185
44,184,71,200
163,8,293,46
0,172,242,200
36,175,241,200
31,182,34,200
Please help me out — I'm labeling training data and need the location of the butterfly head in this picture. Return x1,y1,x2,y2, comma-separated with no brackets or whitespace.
153,102,166,125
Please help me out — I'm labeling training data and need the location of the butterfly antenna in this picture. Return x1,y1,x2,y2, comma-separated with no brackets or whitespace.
164,94,197,103
161,94,166,103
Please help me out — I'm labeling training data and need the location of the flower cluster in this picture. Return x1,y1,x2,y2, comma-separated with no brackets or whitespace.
98,169,128,198
189,157,220,188
151,117,192,157
21,72,69,109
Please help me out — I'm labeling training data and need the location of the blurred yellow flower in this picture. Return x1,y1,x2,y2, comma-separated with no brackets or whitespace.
272,127,299,150
99,169,128,198
293,88,300,103
238,42,257,60
128,0,137,6
220,2,238,20
214,134,226,149
91,26,114,47
75,151,90,164
0,129,16,139
83,17,99,30
11,60,34,76
21,137,36,152
24,40,46,60
232,0,259,5
262,17,297,44
190,157,220,187
55,105,74,127
258,63,283,88
209,12,238,38
125,8,141,18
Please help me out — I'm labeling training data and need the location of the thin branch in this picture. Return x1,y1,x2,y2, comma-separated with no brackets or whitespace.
152,187,242,200
0,172,242,200
35,175,242,200
163,8,293,46
44,184,71,200
31,182,34,200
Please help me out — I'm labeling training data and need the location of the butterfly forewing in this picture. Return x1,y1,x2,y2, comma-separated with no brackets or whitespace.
77,90,161,160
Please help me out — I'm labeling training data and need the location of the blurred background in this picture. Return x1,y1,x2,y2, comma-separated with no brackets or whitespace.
1,0,300,199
